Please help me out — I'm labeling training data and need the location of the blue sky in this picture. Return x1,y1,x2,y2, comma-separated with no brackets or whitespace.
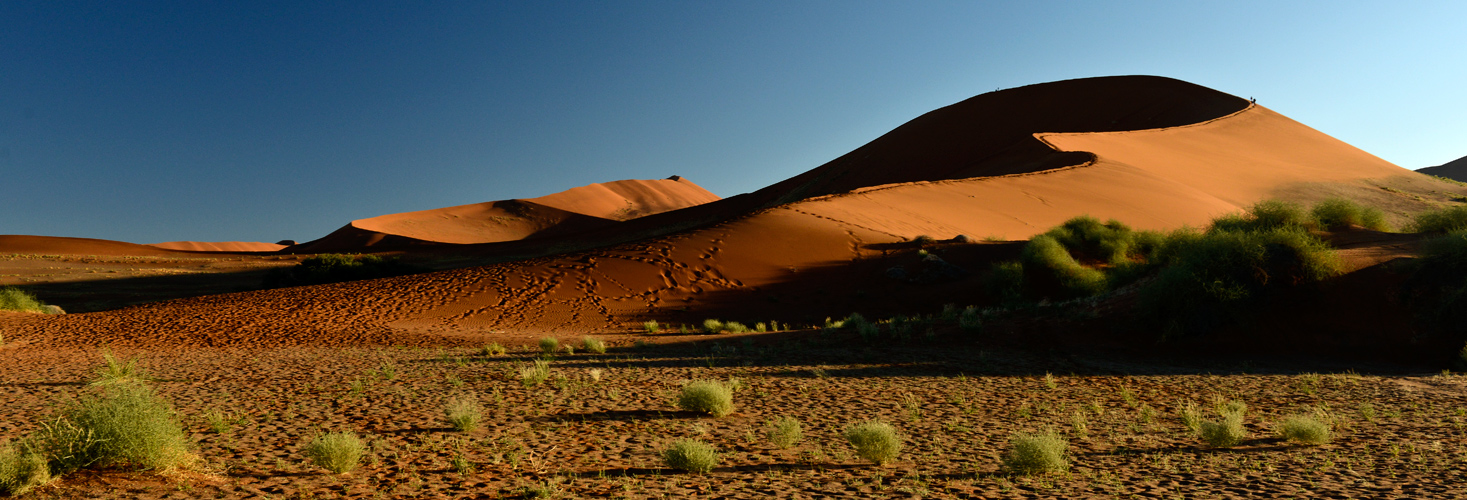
3,1,1464,244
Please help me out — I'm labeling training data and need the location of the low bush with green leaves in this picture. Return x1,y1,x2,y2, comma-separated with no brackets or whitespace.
481,343,506,356
701,319,724,333
519,359,551,387
580,337,606,354
40,383,191,473
1210,200,1313,233
303,432,365,474
1277,414,1330,445
844,420,901,466
1198,400,1248,448
767,416,803,449
261,253,424,288
0,443,50,496
538,337,559,355
443,394,482,432
661,439,718,473
643,320,661,333
1311,197,1389,231
1003,431,1069,474
1402,230,1467,338
1410,205,1467,234
0,287,48,314
677,380,734,417
91,349,151,386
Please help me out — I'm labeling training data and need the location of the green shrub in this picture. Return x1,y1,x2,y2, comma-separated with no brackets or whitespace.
767,416,803,449
1211,200,1313,234
580,337,606,354
519,359,551,387
661,439,718,473
677,380,733,417
443,394,482,432
1002,431,1069,474
1410,206,1467,234
261,253,424,288
481,343,506,356
90,349,151,386
42,384,190,473
1043,216,1135,265
1277,415,1330,445
538,337,559,355
702,319,725,333
303,432,365,474
844,420,901,465
1177,400,1203,434
0,287,47,314
985,261,1026,304
1140,227,1340,338
1311,198,1389,231
1198,400,1248,448
724,322,749,333
643,320,661,333
0,443,50,496
958,306,982,332
1020,235,1108,299
1401,231,1467,337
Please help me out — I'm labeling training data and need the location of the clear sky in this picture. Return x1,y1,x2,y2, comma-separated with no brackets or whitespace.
3,1,1464,244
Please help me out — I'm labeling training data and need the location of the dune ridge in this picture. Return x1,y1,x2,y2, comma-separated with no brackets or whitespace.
148,241,286,252
1417,154,1467,182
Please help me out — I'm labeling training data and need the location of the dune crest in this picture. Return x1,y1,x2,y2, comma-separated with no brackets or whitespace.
1417,154,1467,182
149,241,286,252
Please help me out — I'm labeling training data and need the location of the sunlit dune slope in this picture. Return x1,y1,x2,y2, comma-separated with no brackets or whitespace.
290,177,719,252
148,241,286,252
0,235,190,256
1417,155,1467,182
7,75,1456,348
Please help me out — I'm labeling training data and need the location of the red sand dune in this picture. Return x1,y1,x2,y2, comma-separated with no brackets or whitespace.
0,235,190,256
148,241,286,252
1,75,1446,348
290,177,719,252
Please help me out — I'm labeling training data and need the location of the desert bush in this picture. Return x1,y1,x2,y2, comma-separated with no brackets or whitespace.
1210,200,1313,234
1020,234,1108,299
958,306,982,332
1401,231,1467,338
1409,205,1467,234
677,380,733,417
1003,431,1069,474
1198,400,1248,448
0,287,47,314
1311,198,1389,231
481,343,506,356
643,320,661,333
1140,227,1340,338
1178,400,1203,434
90,349,151,387
844,420,901,465
0,442,51,496
303,432,365,474
37,383,190,473
661,439,718,473
985,261,1026,304
702,319,725,333
913,235,937,244
538,337,559,355
580,337,606,354
262,253,424,288
723,322,750,333
755,322,767,332
443,394,482,432
1043,216,1135,265
767,416,803,449
519,359,551,387
1277,415,1330,445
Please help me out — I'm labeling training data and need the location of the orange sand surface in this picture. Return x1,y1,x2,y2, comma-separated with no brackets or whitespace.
148,241,286,252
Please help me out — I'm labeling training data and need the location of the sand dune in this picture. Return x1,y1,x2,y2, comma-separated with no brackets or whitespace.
148,241,286,252
290,177,719,252
0,235,190,256
7,75,1461,348
1417,154,1467,182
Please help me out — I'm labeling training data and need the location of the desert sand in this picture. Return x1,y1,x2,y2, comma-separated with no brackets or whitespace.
3,76,1467,498
147,241,287,253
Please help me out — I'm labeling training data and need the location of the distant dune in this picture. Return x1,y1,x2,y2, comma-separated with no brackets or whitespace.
289,177,720,252
1417,155,1467,182
7,75,1463,348
0,235,189,256
148,241,286,252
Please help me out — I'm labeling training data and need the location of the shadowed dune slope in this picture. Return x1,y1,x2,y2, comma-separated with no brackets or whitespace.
1417,154,1467,182
3,76,1445,347
289,177,719,253
148,241,286,252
